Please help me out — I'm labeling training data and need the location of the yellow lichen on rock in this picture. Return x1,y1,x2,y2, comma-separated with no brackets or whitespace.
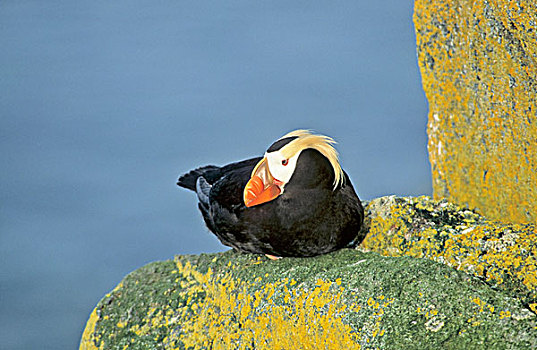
80,308,100,350
361,196,537,311
80,281,125,350
173,260,363,350
414,0,537,223
79,246,537,348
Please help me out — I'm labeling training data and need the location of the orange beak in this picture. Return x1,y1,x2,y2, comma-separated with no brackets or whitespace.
244,157,282,207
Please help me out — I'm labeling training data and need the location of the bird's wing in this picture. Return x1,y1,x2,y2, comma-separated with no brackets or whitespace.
208,157,262,209
214,157,262,180
177,157,262,191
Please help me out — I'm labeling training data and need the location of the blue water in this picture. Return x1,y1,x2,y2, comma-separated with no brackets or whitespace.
0,1,429,349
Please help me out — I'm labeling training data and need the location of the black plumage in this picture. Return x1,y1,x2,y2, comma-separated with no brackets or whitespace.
177,134,365,257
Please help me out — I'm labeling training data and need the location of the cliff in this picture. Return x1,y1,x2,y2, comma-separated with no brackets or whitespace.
415,0,537,223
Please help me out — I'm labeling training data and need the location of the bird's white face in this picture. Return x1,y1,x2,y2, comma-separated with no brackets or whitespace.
243,130,343,208
242,150,301,208
265,150,301,187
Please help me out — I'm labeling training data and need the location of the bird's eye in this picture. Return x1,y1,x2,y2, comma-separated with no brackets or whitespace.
281,159,288,166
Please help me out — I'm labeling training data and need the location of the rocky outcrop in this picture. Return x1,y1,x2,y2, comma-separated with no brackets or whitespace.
81,197,537,350
415,0,537,223
361,196,537,313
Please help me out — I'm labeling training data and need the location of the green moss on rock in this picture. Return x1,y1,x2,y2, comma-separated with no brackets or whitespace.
414,0,537,223
81,247,536,349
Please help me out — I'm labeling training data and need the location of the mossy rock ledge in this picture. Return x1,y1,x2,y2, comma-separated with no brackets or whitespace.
81,196,537,349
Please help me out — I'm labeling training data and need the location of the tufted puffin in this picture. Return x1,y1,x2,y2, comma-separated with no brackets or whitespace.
177,130,364,257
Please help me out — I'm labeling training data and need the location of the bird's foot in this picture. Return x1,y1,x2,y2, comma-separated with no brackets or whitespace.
265,254,282,260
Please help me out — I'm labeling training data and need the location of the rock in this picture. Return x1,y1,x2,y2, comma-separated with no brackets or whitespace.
361,196,537,313
81,197,537,349
414,0,537,223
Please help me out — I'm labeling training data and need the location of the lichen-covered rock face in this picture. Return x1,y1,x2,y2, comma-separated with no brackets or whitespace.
81,234,536,348
414,0,537,223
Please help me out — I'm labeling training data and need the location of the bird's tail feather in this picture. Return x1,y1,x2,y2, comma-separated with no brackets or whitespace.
177,165,219,191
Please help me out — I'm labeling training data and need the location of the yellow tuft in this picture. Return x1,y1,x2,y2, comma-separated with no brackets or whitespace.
278,129,345,190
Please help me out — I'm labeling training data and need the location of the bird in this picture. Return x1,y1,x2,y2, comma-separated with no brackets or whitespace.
177,129,364,258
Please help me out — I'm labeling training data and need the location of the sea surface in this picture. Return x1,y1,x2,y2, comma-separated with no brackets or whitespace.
0,1,429,349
